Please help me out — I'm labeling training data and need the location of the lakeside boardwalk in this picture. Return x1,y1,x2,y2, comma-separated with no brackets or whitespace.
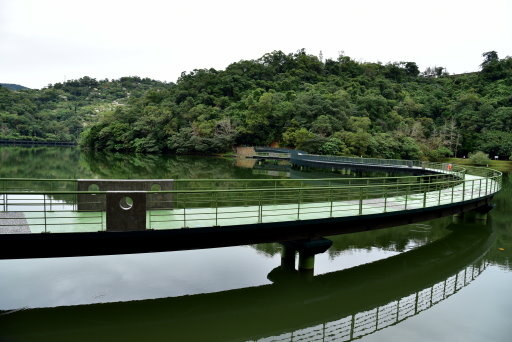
1,174,498,233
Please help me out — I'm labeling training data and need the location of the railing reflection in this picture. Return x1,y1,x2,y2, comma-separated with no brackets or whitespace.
0,219,494,341
253,260,487,342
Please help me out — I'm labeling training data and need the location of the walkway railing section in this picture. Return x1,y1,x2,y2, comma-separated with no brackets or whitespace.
0,157,502,233
251,259,488,342
293,153,466,177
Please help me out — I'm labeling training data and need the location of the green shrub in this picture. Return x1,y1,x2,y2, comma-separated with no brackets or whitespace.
469,151,491,166
427,147,452,161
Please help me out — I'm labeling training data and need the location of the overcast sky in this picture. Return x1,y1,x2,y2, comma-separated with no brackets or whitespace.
1,0,511,89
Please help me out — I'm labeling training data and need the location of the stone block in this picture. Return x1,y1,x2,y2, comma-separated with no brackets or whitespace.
106,192,146,231
77,179,173,211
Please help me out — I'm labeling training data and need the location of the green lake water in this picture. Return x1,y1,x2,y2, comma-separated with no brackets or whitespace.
0,146,511,341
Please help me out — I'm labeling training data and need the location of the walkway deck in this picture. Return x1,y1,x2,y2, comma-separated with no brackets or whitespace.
0,152,502,258
2,175,497,234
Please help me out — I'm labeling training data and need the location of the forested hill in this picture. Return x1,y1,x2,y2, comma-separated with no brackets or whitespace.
0,83,30,91
0,77,169,142
3,50,512,160
80,50,512,159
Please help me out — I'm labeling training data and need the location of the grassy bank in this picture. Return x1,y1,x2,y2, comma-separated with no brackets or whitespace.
444,158,512,172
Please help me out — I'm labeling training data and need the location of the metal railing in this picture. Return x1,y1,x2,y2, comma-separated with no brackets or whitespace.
0,158,502,234
293,153,466,178
250,260,488,342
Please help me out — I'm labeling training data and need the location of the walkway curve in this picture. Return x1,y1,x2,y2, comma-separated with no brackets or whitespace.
0,150,502,258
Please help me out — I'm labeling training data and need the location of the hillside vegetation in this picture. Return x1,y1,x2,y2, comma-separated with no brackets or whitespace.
0,83,30,91
0,77,167,142
3,50,512,160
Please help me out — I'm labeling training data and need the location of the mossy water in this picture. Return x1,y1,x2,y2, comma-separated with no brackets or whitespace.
0,146,511,341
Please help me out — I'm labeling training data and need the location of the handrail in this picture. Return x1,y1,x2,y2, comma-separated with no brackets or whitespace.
0,173,459,182
0,153,502,234
0,178,482,195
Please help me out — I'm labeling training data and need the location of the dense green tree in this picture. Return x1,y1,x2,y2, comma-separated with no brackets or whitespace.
476,131,512,158
2,49,512,160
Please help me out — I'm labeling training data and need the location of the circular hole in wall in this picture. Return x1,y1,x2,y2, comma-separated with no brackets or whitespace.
119,196,134,210
151,184,162,191
88,184,99,195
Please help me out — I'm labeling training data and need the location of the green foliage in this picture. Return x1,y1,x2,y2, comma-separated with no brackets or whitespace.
469,151,491,166
0,83,30,91
426,146,452,162
480,51,512,81
3,50,512,159
319,137,350,156
1,76,169,143
476,131,512,159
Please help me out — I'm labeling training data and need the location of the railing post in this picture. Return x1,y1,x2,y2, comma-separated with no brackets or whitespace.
349,314,355,341
244,183,248,206
148,201,152,229
405,184,410,210
471,180,475,199
43,194,47,233
462,181,465,201
423,190,427,208
451,184,454,203
297,189,301,220
479,179,482,197
215,191,218,226
384,187,387,213
183,198,187,228
359,187,363,215
258,190,262,223
329,188,333,217
485,179,488,195
100,195,104,230
274,180,277,205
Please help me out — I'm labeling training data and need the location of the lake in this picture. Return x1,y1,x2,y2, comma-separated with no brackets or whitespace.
0,146,511,341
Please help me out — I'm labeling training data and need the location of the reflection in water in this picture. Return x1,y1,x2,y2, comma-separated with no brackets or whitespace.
261,260,488,342
253,216,453,263
0,146,284,180
0,221,494,342
1,146,512,341
0,146,407,181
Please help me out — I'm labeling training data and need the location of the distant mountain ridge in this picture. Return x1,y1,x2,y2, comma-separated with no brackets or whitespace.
0,83,30,91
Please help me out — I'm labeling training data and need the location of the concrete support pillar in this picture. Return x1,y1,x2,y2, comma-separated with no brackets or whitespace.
280,245,296,270
298,252,315,271
298,252,315,279
453,204,494,224
452,212,465,224
473,212,488,222
281,237,332,276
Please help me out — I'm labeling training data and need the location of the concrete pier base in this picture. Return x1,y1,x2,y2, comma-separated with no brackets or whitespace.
453,204,494,224
273,238,333,280
472,204,494,222
298,253,315,279
298,253,315,271
280,245,296,270
452,213,465,224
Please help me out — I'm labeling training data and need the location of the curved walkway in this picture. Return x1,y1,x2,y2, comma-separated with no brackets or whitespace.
0,151,502,258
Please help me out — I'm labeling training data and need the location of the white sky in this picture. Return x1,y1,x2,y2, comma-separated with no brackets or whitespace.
1,0,511,89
